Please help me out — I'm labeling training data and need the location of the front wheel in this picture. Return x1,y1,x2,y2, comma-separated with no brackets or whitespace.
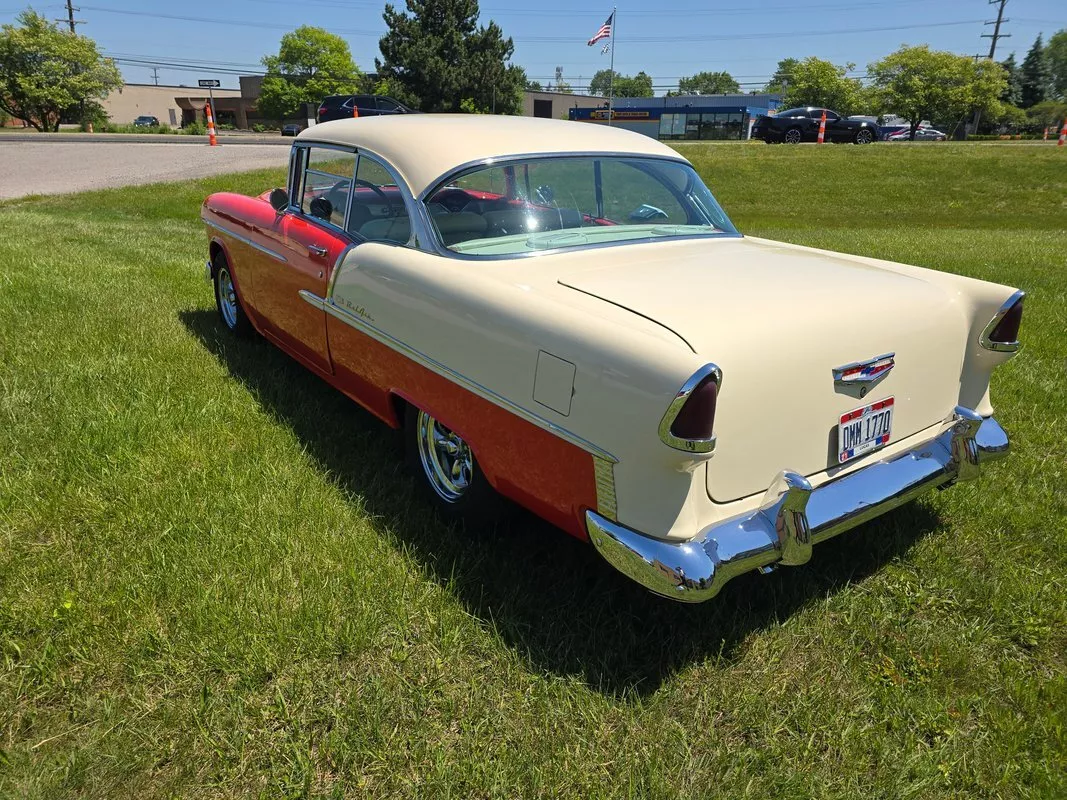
783,127,803,145
213,254,253,337
854,128,875,145
405,404,507,524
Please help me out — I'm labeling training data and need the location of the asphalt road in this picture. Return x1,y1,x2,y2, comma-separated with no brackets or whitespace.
0,141,290,200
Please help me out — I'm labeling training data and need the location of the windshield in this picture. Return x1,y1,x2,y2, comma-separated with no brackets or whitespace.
423,156,738,256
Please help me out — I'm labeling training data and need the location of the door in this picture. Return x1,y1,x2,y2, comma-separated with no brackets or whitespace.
258,145,357,374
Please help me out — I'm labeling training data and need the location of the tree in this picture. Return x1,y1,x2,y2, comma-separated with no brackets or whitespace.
779,57,864,114
764,58,799,93
525,79,543,91
1020,35,1050,108
868,45,1006,139
258,26,361,121
677,71,740,95
377,0,526,115
588,69,653,97
999,53,1022,106
1045,29,1067,100
1026,99,1067,131
0,11,121,132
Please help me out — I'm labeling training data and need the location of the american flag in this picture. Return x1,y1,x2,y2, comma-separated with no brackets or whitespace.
587,12,614,46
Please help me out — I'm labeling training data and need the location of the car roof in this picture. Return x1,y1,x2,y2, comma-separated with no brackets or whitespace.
295,114,686,197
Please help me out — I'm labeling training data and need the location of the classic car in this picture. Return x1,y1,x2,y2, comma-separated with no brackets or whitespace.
751,107,879,144
201,115,1022,602
888,127,948,142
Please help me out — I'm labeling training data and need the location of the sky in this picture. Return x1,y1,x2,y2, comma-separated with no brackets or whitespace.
1,0,1064,93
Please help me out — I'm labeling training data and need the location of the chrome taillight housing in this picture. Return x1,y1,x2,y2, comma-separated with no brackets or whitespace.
980,291,1025,353
659,364,722,453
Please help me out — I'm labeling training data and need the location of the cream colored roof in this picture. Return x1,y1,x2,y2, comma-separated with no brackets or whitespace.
296,114,687,197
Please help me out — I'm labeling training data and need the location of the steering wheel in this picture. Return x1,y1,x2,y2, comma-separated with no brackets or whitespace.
352,177,401,218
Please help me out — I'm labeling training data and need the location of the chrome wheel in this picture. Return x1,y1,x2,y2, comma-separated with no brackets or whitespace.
784,128,803,144
416,410,472,503
855,128,874,145
217,267,238,329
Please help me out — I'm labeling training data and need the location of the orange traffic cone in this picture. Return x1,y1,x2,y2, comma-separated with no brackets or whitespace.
205,102,218,146
352,100,359,119
1058,118,1067,148
1043,127,1049,141
817,109,827,144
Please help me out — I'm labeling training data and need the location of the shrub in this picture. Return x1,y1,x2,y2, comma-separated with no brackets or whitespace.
183,120,207,136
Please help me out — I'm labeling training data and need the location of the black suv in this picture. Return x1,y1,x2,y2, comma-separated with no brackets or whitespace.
317,95,415,123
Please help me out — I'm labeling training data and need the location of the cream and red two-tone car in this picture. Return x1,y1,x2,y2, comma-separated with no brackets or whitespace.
201,115,1023,602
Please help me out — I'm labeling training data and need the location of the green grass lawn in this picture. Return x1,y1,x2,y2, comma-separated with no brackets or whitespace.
1,143,1065,798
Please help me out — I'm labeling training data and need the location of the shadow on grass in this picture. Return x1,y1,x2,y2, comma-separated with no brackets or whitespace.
180,308,945,697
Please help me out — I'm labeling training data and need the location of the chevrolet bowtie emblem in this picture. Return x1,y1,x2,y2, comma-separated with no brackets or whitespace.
832,353,895,388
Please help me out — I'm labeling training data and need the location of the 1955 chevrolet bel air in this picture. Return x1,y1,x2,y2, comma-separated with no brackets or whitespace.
201,115,1023,602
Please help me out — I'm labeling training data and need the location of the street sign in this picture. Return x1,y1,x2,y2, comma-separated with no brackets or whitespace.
198,79,221,88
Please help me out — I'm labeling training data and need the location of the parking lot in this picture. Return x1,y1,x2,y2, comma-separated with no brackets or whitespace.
0,141,289,200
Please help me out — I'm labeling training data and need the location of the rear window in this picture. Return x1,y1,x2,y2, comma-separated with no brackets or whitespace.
424,155,738,256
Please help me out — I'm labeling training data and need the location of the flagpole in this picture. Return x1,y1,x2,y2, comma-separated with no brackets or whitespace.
607,7,616,127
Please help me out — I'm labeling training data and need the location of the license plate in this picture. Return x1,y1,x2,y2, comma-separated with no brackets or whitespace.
838,398,894,464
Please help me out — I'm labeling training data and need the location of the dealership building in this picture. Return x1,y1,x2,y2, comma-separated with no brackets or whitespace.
569,93,784,140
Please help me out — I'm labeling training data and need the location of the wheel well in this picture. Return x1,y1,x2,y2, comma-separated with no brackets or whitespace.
389,393,408,428
208,241,226,277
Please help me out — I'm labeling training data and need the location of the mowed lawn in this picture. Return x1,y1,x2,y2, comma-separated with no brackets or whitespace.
1,142,1065,799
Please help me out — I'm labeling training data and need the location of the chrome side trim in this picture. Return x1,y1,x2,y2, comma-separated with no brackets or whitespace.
589,408,1009,603
592,456,618,522
299,289,325,309
979,290,1025,353
657,363,722,454
204,219,288,263
326,243,358,299
321,297,618,463
205,259,213,282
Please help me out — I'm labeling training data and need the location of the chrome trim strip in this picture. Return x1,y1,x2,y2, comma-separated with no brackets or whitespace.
204,219,288,263
321,297,618,463
204,259,213,282
589,408,1009,603
657,363,722,454
299,289,325,308
592,456,618,522
326,243,358,300
979,290,1025,353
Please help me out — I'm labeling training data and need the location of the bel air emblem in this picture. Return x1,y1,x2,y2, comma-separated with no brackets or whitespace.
832,353,895,396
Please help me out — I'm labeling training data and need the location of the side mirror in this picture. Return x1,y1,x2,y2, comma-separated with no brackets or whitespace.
269,188,289,213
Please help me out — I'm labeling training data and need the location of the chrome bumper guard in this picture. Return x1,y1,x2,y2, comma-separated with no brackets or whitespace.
587,406,1009,603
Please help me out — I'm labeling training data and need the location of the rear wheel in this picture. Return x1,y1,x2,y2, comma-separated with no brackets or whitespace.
213,253,253,337
854,128,875,145
405,404,507,524
784,127,803,144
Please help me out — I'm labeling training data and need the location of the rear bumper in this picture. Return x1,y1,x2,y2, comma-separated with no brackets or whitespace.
587,406,1009,602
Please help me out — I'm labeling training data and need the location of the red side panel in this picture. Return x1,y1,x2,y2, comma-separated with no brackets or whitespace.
326,315,597,540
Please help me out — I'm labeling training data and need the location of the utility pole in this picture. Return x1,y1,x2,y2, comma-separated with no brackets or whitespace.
982,0,1010,60
56,0,83,33
151,67,160,86
969,0,1010,137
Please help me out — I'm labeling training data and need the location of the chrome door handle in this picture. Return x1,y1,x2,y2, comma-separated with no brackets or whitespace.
307,244,328,257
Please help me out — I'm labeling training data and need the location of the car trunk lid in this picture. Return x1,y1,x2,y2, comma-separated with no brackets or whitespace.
556,237,966,502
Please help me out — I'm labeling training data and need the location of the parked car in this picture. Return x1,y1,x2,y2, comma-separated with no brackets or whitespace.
316,95,416,123
133,115,160,127
888,127,948,141
281,123,303,137
752,107,878,144
201,115,1022,602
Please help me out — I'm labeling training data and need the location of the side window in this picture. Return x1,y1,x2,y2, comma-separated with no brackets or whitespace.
377,98,399,113
348,155,410,243
299,146,356,229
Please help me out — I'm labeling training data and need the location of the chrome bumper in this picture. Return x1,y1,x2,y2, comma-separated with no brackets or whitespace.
587,406,1009,603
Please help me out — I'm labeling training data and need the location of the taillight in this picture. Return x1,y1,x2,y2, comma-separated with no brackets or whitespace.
980,291,1025,353
659,364,722,453
318,106,327,116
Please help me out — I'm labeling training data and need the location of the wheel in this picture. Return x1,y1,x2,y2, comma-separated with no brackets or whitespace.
784,127,803,145
854,128,875,145
405,404,507,524
213,253,253,337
